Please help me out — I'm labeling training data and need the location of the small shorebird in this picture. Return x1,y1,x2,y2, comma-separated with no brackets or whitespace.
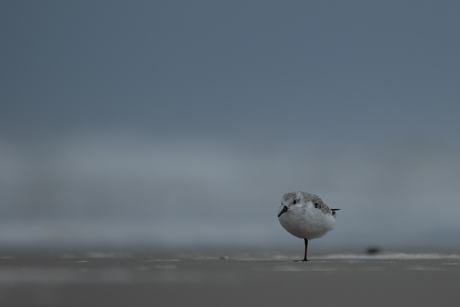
277,191,339,261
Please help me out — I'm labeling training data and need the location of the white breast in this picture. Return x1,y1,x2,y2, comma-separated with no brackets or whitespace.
278,203,336,240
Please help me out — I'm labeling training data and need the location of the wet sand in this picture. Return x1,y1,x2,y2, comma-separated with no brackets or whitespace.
1,252,459,306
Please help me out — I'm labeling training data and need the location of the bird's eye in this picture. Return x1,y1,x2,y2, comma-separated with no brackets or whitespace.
293,200,297,204
314,203,320,208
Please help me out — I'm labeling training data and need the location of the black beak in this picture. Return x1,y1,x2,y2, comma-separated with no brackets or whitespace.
278,205,288,217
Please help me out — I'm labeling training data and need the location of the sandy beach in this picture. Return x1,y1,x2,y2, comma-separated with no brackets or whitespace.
1,251,459,306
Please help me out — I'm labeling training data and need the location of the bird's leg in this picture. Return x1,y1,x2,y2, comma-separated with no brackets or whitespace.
302,239,309,261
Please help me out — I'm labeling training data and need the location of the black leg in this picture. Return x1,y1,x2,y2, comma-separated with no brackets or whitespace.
302,239,309,261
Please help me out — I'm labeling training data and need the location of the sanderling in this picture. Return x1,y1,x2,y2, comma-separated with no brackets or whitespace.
277,191,339,261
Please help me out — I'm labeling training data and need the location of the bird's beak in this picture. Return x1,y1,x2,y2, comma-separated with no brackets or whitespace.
278,205,288,217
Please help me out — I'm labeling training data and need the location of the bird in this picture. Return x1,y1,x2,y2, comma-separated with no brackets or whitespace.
277,191,339,261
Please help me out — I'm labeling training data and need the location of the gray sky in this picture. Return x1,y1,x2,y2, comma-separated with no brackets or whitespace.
2,0,460,141
1,1,460,251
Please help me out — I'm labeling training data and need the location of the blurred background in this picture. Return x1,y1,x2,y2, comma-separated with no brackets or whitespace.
1,0,459,253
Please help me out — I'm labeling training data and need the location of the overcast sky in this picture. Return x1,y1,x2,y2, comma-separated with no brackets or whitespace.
2,0,460,141
1,1,460,251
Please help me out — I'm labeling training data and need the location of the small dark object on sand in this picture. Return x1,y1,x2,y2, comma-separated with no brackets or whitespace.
366,247,381,255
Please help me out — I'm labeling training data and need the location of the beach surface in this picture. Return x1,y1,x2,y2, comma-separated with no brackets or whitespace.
1,252,459,307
